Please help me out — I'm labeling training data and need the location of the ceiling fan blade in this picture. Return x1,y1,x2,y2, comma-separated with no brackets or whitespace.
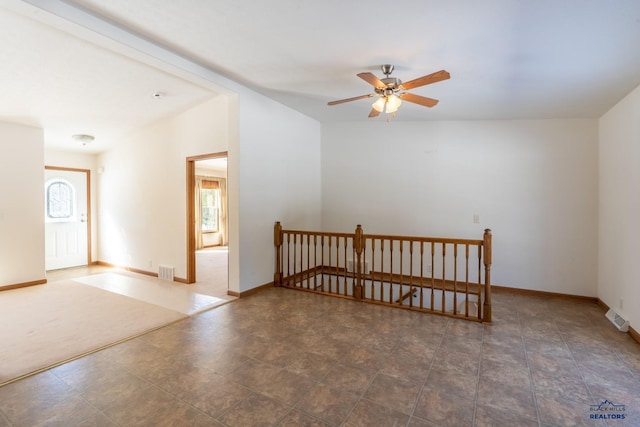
327,94,374,105
357,72,386,89
401,92,439,108
400,70,450,90
368,108,380,118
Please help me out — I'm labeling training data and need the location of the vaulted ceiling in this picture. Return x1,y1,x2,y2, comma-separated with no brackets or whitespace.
1,0,640,153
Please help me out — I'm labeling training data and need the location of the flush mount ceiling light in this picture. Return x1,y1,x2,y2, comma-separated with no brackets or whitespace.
328,64,450,120
72,134,95,146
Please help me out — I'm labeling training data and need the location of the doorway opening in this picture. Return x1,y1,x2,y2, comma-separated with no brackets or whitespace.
186,152,228,297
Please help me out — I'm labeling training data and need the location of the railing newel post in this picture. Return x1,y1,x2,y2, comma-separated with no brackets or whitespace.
482,228,492,323
274,221,283,286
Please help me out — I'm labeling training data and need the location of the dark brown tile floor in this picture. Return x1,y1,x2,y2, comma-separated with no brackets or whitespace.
1,287,639,426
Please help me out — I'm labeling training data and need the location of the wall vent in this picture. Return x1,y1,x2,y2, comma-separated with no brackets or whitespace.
158,265,175,281
605,309,629,332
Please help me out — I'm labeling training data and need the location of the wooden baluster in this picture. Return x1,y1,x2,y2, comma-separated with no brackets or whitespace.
430,242,435,311
304,234,308,287
318,234,322,290
301,234,305,288
300,234,304,288
292,233,296,286
477,242,482,319
286,233,291,286
399,239,404,306
352,241,357,296
298,234,302,287
465,244,470,317
337,236,342,294
289,232,294,287
303,234,307,289
292,233,298,286
379,239,385,301
334,236,340,294
389,239,393,304
483,229,493,323
306,234,311,289
300,234,303,287
420,241,424,309
408,241,413,307
321,235,325,292
313,234,317,289
362,236,367,300
343,236,349,296
441,243,446,313
371,238,376,301
327,235,333,293
453,244,458,315
336,236,340,295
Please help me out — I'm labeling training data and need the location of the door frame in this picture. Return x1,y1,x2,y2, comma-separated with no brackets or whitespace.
186,151,227,283
44,165,92,266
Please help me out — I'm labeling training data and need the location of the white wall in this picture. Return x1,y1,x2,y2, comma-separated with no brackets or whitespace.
44,149,99,262
599,84,640,329
95,80,322,294
235,91,322,292
97,96,229,279
0,122,45,287
322,119,598,296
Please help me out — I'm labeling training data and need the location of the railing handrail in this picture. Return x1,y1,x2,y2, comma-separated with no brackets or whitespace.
280,228,483,246
364,234,483,246
279,229,355,239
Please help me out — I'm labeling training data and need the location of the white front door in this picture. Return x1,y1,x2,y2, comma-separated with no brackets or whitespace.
45,168,89,270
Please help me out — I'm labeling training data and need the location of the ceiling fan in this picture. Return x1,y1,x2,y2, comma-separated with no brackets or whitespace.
328,64,450,118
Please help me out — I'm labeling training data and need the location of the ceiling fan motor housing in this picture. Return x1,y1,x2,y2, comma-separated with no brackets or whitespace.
376,77,402,96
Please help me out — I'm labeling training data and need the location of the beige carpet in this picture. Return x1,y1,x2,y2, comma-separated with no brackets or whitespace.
0,280,187,386
194,246,232,299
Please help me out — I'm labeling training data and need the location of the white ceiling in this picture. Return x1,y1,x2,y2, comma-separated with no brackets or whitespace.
2,0,640,153
197,157,227,172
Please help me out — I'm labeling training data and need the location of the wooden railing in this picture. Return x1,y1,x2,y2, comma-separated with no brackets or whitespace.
274,222,492,323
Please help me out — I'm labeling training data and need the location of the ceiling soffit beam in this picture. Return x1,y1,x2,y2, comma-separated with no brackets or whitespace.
8,0,236,95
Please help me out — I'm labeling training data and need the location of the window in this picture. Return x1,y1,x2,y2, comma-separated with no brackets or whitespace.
201,180,220,232
45,179,75,222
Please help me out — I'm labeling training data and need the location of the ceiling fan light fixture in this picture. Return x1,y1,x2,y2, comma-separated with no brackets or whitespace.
385,94,402,113
372,96,386,112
